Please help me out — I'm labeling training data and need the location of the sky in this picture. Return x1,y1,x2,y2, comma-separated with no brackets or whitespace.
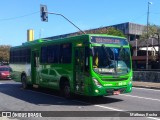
0,0,160,46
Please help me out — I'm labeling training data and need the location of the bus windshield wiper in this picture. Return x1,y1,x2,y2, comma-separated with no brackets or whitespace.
118,45,124,60
102,44,112,62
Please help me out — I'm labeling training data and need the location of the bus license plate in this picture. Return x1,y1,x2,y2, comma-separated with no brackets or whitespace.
113,91,120,95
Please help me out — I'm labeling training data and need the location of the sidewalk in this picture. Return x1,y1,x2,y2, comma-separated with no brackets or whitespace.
133,81,160,90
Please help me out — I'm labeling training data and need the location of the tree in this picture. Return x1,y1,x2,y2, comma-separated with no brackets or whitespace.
70,27,125,37
140,24,160,68
102,27,125,37
0,45,11,63
140,24,158,41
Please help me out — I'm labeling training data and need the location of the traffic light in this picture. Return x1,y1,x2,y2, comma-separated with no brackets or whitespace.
40,5,48,22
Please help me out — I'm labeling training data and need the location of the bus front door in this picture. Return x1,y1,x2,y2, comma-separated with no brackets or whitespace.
75,47,86,94
31,50,40,85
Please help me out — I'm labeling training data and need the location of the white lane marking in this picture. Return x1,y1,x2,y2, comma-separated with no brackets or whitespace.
93,105,160,120
74,101,159,120
24,89,159,120
120,94,160,102
26,89,125,111
133,87,160,92
148,117,160,120
94,105,124,111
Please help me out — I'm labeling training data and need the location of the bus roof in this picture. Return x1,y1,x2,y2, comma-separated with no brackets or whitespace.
11,34,127,49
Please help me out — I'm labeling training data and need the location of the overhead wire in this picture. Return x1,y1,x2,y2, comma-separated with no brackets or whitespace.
0,10,160,23
0,11,39,21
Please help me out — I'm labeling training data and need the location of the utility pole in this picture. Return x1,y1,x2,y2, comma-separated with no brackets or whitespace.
146,2,152,69
156,33,160,69
151,33,160,69
135,39,138,56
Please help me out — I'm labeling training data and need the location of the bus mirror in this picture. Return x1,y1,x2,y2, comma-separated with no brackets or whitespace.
90,48,94,56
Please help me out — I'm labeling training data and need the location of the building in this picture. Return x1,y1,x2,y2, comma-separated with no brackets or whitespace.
46,22,145,41
130,37,160,69
110,22,145,41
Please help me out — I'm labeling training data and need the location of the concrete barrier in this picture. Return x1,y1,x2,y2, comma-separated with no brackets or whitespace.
133,71,160,83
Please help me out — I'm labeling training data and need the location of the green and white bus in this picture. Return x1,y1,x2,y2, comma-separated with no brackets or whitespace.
10,34,132,97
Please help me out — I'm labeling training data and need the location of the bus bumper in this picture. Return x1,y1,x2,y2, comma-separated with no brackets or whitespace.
88,83,132,96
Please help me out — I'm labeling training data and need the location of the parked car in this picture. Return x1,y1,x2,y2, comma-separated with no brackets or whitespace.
0,66,12,80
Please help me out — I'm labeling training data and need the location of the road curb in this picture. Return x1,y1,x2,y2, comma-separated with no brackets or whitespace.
133,85,160,90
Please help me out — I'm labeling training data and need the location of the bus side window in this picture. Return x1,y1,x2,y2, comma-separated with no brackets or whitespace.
60,43,72,63
41,46,48,63
85,47,89,72
80,50,84,72
34,53,36,67
34,52,39,67
75,50,79,65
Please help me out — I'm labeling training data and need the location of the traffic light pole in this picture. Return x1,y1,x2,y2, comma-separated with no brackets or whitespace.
40,5,86,34
47,12,86,34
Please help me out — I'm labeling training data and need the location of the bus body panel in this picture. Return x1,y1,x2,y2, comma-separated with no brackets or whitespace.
10,34,132,96
10,63,31,82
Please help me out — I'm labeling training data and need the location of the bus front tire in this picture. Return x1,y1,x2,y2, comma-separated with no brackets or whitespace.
21,75,27,89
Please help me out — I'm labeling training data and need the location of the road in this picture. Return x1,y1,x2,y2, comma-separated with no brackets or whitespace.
0,80,160,120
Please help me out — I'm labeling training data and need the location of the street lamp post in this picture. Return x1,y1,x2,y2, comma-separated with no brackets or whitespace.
146,2,152,70
135,39,138,56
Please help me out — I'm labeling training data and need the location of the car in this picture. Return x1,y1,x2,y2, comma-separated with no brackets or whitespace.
0,66,12,80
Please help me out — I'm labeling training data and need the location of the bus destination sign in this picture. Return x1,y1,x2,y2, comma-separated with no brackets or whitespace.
91,36,128,45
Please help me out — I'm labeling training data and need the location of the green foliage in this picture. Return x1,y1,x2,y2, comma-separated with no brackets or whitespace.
86,27,125,37
104,27,125,37
140,24,160,62
70,27,125,37
0,45,11,62
140,24,160,41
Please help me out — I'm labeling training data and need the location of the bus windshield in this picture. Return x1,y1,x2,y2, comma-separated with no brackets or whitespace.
92,46,131,75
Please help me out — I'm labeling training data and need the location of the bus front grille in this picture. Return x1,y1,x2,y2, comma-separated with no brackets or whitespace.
102,78,128,81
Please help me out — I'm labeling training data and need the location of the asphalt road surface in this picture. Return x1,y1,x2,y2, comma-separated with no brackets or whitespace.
0,80,160,120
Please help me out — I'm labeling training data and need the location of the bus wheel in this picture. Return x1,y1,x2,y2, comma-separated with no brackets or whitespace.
21,75,27,89
63,82,71,98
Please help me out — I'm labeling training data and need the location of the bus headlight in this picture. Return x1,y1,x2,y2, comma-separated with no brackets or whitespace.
128,81,132,86
93,78,102,87
128,76,133,86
